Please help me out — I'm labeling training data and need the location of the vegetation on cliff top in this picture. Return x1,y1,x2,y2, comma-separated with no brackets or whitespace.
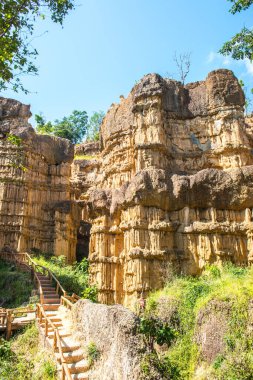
141,264,253,380
35,110,104,144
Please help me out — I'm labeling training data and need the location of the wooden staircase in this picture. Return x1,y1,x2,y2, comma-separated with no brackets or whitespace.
0,252,92,380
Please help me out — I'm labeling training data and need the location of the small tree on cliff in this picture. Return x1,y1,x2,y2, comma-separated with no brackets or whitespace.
35,110,88,144
0,0,75,93
173,52,191,85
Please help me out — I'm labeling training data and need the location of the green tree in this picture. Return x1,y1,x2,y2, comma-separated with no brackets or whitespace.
0,0,75,93
220,1,253,60
35,110,88,144
86,111,105,141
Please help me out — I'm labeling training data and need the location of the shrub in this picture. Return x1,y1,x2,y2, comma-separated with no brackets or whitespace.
141,263,253,379
86,342,100,366
139,317,178,350
0,259,34,308
32,254,97,301
0,324,57,380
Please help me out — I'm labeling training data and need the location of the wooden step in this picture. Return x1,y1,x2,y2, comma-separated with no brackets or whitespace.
40,280,52,286
42,304,60,311
43,311,59,317
40,322,63,329
71,374,90,380
43,293,59,298
46,330,71,339
59,337,80,353
56,349,84,364
67,359,89,374
43,290,57,294
37,275,50,279
43,298,60,304
41,287,55,291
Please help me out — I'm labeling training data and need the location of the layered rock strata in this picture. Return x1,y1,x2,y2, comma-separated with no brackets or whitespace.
2,69,253,309
71,300,143,380
79,70,253,308
0,97,79,261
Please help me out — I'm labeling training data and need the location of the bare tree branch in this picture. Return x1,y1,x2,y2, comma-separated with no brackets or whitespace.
173,52,191,85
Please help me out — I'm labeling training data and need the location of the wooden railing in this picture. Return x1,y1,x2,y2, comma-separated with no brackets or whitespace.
0,250,81,379
37,304,72,380
0,252,68,303
61,293,81,310
0,306,36,339
0,308,7,328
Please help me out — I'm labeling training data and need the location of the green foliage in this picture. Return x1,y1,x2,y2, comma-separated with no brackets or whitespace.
32,253,97,301
35,110,88,144
141,352,181,380
228,0,253,14
82,286,98,303
0,340,13,360
139,317,178,350
86,111,105,141
0,324,57,379
0,0,75,93
142,264,253,379
74,154,98,160
220,1,253,60
0,259,33,308
86,342,100,366
6,133,22,147
5,133,27,171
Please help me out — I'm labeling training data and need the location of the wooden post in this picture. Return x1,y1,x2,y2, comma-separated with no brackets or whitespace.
53,330,57,352
6,310,12,340
62,369,65,380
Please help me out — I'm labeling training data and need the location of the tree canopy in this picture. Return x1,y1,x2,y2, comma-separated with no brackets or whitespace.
35,110,88,144
220,0,253,60
0,0,75,93
86,111,105,142
35,110,105,144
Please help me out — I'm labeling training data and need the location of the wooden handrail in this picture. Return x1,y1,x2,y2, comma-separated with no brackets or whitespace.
37,304,72,380
0,251,80,346
0,252,66,299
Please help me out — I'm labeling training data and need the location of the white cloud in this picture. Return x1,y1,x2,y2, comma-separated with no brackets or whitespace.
222,57,231,66
207,51,217,63
206,51,231,66
244,58,253,76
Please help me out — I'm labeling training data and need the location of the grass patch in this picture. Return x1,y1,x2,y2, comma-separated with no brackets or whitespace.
0,324,57,380
74,154,98,160
0,259,34,308
141,264,253,379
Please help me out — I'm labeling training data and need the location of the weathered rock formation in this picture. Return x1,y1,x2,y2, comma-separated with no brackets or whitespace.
0,97,79,261
2,69,253,309
79,69,253,308
71,300,143,380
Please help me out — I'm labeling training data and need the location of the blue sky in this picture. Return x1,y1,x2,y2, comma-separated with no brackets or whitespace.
2,0,253,124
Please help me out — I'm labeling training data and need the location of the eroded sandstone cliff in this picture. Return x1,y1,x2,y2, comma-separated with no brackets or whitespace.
2,69,253,309
0,97,79,261
77,69,253,308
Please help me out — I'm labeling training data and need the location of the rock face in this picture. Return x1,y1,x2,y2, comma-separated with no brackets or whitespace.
0,97,79,261
71,300,143,380
2,69,253,309
78,69,253,308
